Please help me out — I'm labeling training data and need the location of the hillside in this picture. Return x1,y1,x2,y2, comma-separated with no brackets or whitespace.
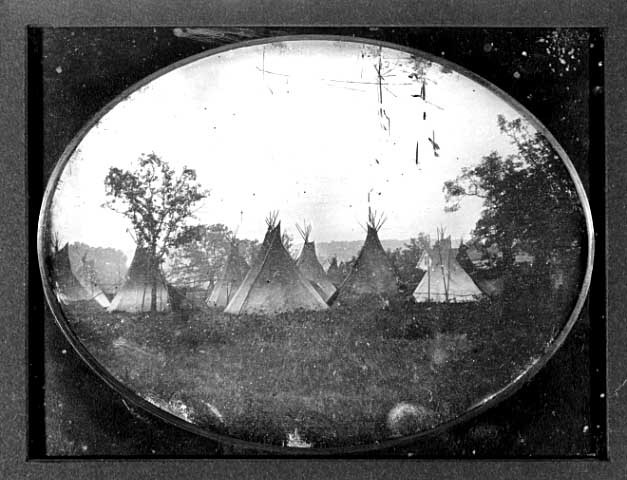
311,239,408,266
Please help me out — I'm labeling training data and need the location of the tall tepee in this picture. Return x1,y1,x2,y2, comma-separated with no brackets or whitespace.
53,243,110,308
108,246,170,312
219,212,277,311
206,238,250,308
337,208,398,299
224,219,329,315
413,236,483,302
295,222,337,304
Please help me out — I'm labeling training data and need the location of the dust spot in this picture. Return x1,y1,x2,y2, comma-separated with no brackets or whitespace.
426,332,471,369
387,402,435,437
203,401,224,422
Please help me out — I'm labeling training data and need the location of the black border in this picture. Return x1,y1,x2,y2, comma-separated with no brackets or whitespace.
2,1,625,479
26,26,47,459
586,28,607,459
35,32,596,457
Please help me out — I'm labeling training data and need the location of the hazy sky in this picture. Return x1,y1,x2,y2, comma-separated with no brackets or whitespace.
50,39,528,262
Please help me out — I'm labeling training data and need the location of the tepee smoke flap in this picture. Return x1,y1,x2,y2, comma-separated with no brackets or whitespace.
53,243,110,308
338,210,398,299
413,237,483,302
224,222,329,315
108,246,170,312
295,223,337,304
206,240,250,308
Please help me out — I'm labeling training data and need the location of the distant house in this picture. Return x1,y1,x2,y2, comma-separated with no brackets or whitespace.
514,251,534,265
463,242,535,269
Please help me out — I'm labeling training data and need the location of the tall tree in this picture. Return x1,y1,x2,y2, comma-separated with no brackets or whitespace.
104,153,208,312
443,115,584,277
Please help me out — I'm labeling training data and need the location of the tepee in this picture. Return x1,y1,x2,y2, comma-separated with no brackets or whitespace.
53,243,110,308
224,220,329,315
108,246,170,312
206,238,250,308
295,222,337,304
413,236,484,302
337,208,398,299
216,211,276,310
326,256,344,287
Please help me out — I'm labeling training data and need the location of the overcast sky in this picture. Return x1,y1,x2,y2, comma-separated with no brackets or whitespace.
50,39,529,263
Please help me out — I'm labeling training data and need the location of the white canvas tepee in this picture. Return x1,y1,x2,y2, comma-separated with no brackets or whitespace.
53,243,110,308
295,222,337,304
206,239,250,308
413,236,483,303
224,220,329,315
108,246,170,312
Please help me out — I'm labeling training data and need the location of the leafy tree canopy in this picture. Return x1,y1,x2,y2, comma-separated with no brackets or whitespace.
166,224,260,290
104,153,209,311
104,152,209,264
443,115,584,270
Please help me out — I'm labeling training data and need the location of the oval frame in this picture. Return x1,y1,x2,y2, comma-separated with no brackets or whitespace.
37,34,595,455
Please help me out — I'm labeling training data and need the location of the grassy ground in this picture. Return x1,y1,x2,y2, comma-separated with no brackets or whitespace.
63,283,573,449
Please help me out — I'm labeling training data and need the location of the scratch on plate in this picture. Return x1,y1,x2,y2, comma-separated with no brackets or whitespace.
613,377,627,397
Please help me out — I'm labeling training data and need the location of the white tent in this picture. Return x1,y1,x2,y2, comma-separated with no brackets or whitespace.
206,240,250,308
295,222,337,304
413,237,483,303
108,246,170,312
224,221,328,315
53,243,110,308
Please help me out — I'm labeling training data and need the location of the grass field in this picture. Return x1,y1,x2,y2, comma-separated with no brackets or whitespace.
63,283,574,448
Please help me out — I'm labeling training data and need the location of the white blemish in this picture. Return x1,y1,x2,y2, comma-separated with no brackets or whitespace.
203,401,224,422
145,394,192,422
287,428,312,448
387,402,433,437
55,66,63,74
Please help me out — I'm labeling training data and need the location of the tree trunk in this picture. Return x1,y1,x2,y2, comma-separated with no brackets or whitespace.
500,243,516,293
150,246,158,314
501,245,515,271
150,273,157,313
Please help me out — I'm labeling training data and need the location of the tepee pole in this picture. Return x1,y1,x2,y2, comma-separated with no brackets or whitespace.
427,255,431,302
